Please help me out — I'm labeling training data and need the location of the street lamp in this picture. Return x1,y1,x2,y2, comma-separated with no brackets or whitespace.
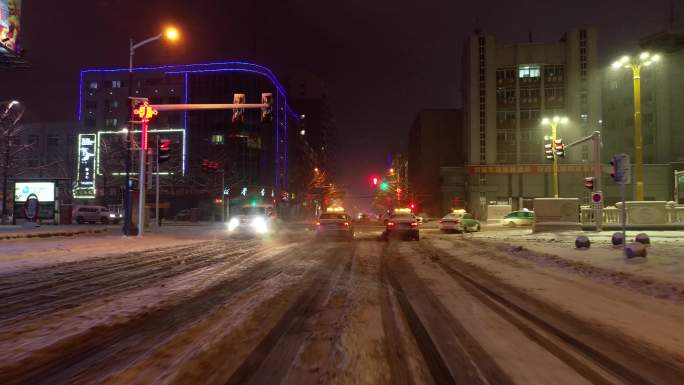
124,26,181,237
541,116,569,198
611,52,661,201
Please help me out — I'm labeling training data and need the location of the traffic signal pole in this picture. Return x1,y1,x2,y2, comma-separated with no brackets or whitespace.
155,134,160,229
566,131,603,231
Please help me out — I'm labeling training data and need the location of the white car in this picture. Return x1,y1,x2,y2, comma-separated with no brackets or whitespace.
72,205,118,224
227,205,277,235
502,210,535,227
316,212,354,240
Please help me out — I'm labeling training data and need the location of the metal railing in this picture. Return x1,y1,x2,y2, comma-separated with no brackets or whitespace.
580,202,684,225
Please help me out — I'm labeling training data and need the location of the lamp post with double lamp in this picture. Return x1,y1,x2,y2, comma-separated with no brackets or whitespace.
611,52,661,201
124,26,180,237
541,116,568,198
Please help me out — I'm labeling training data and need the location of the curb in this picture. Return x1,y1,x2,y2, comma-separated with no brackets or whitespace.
0,228,109,241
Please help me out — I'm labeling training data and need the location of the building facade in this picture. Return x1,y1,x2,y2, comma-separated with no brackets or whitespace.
463,28,602,217
78,62,308,217
408,109,464,217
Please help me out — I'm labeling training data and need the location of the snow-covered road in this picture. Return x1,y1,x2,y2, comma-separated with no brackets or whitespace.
1,226,683,385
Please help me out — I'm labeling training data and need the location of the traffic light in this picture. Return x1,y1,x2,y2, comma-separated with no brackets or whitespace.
409,203,416,210
158,139,172,163
380,181,389,191
583,177,595,190
201,159,220,173
371,176,379,186
260,93,273,123
555,139,565,158
544,142,554,160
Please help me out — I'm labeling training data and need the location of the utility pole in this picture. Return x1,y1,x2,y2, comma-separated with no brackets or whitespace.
155,134,160,229
566,131,603,231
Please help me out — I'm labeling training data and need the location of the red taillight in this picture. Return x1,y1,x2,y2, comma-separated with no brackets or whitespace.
387,222,396,227
410,222,418,227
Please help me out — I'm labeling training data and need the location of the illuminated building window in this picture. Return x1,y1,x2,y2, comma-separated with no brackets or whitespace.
211,134,224,145
518,65,540,78
88,81,98,89
112,80,123,88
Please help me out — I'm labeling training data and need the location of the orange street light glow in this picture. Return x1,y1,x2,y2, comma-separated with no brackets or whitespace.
165,27,180,41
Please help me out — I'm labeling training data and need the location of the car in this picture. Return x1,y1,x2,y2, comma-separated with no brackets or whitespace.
439,211,480,233
226,204,277,235
316,212,354,240
72,205,115,224
383,212,419,241
503,210,535,227
356,213,371,222
174,209,192,222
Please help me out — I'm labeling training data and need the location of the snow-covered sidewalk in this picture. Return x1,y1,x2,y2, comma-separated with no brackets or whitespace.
0,224,109,240
0,224,228,274
470,227,684,286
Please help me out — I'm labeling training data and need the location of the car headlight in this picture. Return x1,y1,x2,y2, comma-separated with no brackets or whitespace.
109,213,116,218
227,217,240,232
251,217,268,234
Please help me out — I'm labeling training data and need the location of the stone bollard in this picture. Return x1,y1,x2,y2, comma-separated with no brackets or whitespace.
624,242,647,259
635,233,650,245
575,236,590,249
611,232,625,246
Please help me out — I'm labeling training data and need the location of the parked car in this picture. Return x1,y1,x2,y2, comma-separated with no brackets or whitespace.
503,210,535,227
72,205,115,224
439,211,481,233
174,209,192,222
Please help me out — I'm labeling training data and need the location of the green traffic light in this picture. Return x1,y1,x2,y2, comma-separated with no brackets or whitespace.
380,181,389,191
251,200,257,207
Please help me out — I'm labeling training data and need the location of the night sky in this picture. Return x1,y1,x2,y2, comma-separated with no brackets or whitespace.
0,0,679,206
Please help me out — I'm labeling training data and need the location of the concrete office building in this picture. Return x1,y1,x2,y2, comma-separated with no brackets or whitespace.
463,28,601,217
408,109,464,217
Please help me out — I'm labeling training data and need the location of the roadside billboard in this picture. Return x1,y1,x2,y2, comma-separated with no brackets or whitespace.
15,182,56,202
13,181,56,220
0,0,21,53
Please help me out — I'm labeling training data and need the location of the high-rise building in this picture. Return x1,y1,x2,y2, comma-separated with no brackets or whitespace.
463,28,601,216
408,109,464,217
287,73,336,175
78,62,302,215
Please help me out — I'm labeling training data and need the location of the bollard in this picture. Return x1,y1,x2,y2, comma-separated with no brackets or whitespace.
624,242,647,259
611,232,625,246
575,235,590,249
635,233,650,245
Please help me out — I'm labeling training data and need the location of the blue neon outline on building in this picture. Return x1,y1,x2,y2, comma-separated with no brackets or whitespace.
77,61,298,191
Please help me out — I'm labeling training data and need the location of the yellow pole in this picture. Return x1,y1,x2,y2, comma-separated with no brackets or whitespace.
552,122,559,198
632,65,644,201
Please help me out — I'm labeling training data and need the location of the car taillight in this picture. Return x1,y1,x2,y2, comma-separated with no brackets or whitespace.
387,222,395,227
316,222,321,226
344,222,350,226
411,222,418,227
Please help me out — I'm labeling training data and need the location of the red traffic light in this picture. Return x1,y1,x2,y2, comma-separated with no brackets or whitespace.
409,203,416,210
583,177,595,190
371,176,379,186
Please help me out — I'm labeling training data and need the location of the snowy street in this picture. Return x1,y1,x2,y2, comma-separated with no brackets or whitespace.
1,224,684,385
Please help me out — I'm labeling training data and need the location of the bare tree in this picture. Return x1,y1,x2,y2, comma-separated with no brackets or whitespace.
0,100,26,223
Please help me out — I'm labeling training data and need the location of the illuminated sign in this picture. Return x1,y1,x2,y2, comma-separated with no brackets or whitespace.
0,0,21,53
15,182,55,202
74,133,97,199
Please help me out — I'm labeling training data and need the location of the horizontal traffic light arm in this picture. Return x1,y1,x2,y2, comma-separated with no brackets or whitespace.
150,103,269,111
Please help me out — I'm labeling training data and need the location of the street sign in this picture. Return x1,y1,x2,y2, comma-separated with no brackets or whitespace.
592,192,603,203
610,153,631,185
